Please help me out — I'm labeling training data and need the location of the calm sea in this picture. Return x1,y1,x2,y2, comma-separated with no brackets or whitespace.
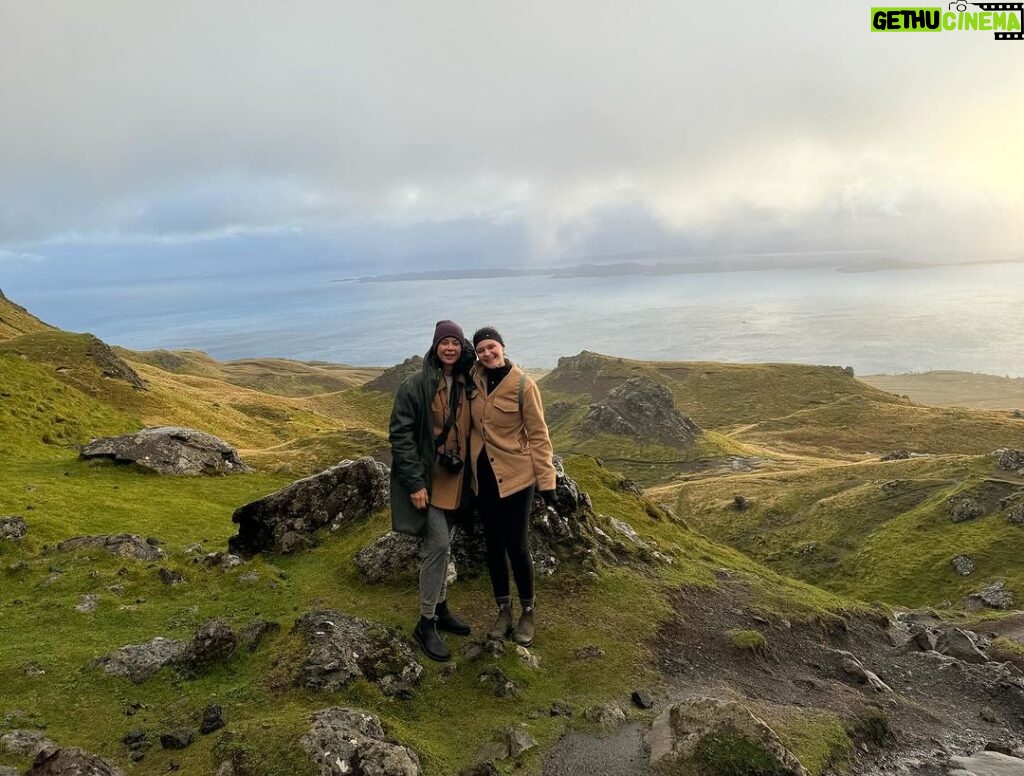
13,263,1024,376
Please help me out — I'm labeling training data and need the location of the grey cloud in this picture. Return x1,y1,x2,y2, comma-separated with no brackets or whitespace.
1,1,1021,257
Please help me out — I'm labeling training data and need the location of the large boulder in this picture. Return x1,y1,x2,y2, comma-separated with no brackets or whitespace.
580,377,701,447
57,533,165,561
25,746,127,776
230,458,388,556
646,697,809,776
291,610,423,696
94,619,240,682
301,707,421,776
95,636,188,682
966,580,1014,611
80,426,249,475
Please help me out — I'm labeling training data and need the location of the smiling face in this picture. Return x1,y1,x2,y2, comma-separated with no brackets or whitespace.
435,336,462,371
474,338,506,369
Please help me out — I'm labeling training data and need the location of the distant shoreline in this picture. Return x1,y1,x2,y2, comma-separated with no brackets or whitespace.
336,255,1024,284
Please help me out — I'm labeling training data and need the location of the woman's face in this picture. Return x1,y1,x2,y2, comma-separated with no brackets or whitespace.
435,336,463,368
475,338,505,369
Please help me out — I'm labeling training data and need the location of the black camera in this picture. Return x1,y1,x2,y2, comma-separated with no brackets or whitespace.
438,450,464,474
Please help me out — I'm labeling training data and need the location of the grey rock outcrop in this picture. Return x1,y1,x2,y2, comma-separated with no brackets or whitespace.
948,495,985,523
952,554,975,576
477,725,537,762
200,704,226,735
585,702,626,728
835,650,892,693
178,618,237,676
85,336,146,390
0,516,27,540
353,531,424,584
938,628,990,664
302,707,421,776
292,610,423,696
354,456,636,583
581,377,701,447
997,449,1024,475
0,729,56,758
95,619,239,682
229,457,388,556
94,637,189,682
949,751,1024,776
647,697,809,776
25,746,127,776
966,580,1014,611
80,426,248,475
57,533,165,561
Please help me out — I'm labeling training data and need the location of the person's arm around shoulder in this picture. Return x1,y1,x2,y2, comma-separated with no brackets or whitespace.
389,378,428,502
521,376,557,492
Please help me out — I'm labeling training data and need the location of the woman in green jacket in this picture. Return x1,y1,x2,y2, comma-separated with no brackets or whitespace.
389,320,474,661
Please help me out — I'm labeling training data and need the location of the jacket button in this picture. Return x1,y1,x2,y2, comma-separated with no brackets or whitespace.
489,457,495,462
498,478,503,483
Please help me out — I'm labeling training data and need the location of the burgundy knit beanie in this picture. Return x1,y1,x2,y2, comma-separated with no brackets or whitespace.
432,319,465,348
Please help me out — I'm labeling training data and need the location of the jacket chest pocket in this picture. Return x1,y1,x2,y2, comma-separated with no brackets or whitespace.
489,396,522,432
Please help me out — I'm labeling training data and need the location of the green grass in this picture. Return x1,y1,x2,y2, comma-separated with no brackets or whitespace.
726,629,766,651
668,453,1024,608
0,451,672,775
736,395,1023,457
0,354,141,459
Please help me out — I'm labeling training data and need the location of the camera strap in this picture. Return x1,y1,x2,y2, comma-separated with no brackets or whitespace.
435,378,462,453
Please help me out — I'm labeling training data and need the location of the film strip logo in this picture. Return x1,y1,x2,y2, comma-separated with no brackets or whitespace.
958,1,1024,38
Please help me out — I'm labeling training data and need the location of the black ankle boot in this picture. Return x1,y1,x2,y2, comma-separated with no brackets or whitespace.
435,600,472,636
413,616,450,662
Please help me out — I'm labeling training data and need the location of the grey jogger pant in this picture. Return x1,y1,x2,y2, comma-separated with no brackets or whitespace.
420,505,454,618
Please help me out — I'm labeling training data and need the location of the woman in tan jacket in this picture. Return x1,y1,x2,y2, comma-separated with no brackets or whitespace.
469,326,557,647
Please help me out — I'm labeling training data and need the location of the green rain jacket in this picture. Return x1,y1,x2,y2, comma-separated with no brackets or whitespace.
388,345,472,535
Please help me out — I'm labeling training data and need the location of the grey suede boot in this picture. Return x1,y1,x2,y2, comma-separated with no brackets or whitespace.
513,605,535,647
487,602,514,640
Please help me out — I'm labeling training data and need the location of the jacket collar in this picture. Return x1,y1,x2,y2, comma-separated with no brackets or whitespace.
472,359,520,397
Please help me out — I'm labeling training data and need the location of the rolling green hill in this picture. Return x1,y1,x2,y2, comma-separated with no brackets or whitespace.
660,453,1024,608
4,292,1024,775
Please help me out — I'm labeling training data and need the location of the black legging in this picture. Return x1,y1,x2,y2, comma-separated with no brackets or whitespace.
476,451,535,604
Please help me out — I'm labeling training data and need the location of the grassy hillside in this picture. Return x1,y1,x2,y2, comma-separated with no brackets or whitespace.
4,297,1019,774
124,348,381,397
734,394,1024,458
0,445,866,776
0,288,54,340
0,331,388,471
862,370,1024,411
662,453,1024,608
540,352,902,430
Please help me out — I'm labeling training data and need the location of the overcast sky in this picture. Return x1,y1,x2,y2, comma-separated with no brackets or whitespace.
1,1,1022,288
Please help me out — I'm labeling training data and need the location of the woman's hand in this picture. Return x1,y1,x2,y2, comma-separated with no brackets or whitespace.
410,488,429,510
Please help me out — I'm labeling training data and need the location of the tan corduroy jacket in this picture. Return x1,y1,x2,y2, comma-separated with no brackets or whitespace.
469,361,557,498
429,373,470,510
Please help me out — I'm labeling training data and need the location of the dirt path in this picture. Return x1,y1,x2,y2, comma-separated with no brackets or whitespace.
543,580,1024,775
